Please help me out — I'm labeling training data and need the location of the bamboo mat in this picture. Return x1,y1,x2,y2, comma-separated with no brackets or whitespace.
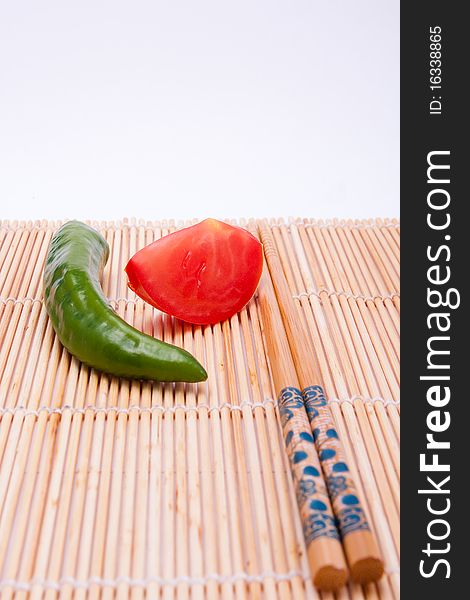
0,218,400,600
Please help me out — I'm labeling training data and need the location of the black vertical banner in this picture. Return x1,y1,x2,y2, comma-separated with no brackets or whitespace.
401,2,466,597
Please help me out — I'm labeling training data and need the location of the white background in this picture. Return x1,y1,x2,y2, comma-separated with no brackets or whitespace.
0,1,399,221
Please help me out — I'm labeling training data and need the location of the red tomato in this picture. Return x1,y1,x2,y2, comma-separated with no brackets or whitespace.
125,219,263,325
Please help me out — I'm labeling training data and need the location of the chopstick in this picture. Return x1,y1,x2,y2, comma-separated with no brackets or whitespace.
255,242,348,592
256,219,384,585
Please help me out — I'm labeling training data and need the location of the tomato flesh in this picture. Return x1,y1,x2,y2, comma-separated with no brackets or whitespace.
125,219,263,325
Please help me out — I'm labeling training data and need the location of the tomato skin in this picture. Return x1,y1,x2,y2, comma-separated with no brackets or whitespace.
125,219,263,325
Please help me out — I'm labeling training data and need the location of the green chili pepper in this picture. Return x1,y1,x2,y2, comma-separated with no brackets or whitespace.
43,221,207,382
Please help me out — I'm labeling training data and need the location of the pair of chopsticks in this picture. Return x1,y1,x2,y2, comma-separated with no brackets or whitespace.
253,221,384,592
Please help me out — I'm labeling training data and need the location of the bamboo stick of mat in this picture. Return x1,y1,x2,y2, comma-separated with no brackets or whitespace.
256,219,384,586
255,245,348,592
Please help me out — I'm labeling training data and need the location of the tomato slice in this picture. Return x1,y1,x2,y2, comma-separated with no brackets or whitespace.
125,219,263,325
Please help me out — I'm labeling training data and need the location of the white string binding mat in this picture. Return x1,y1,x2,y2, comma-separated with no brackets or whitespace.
0,396,399,419
0,398,278,418
0,570,310,592
269,221,400,230
292,290,400,303
1,291,401,306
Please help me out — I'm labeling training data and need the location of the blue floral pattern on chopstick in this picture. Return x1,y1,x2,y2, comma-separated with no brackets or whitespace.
302,385,370,537
278,386,340,544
